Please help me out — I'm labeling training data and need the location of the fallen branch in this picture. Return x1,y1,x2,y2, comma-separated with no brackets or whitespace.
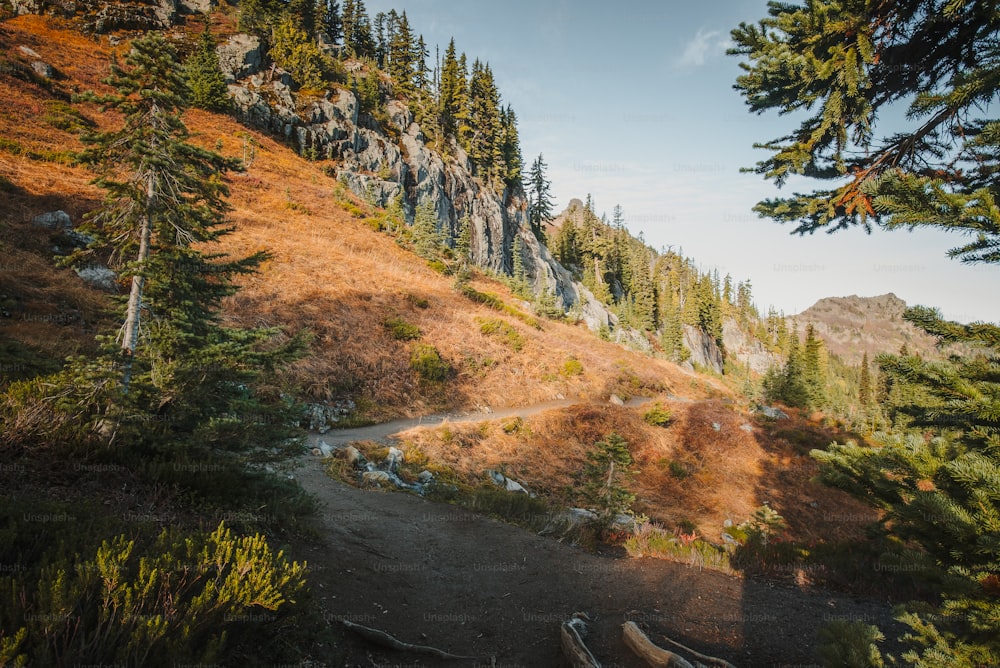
561,615,601,667
341,619,477,660
622,621,736,668
623,621,694,668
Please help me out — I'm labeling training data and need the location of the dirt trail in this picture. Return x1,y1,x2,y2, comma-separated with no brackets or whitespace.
289,403,902,666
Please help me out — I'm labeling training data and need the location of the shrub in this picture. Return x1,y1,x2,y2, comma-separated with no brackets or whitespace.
624,522,733,572
817,620,886,668
561,357,584,377
464,486,550,530
384,317,421,341
477,317,524,352
668,460,689,479
410,344,450,382
0,522,305,666
643,402,673,427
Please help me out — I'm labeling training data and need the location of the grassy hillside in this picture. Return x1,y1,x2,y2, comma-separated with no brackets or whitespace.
0,9,900,587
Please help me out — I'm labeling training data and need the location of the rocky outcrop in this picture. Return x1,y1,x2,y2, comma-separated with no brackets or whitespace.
217,34,263,82
682,325,724,374
10,0,209,32
227,63,623,332
722,318,780,373
215,37,650,344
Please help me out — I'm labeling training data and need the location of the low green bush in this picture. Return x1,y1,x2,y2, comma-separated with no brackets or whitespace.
410,343,450,382
643,402,674,427
477,317,525,352
384,317,421,341
0,521,306,666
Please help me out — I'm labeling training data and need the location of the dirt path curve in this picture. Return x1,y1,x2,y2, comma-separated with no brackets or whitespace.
289,403,901,667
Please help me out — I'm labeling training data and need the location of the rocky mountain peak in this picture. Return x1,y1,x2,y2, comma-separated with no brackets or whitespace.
791,293,939,364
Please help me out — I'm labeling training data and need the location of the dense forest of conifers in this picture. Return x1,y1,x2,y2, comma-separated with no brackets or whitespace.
227,0,523,187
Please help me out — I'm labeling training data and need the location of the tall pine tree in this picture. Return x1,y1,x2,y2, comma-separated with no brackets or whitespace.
526,153,554,240
75,33,303,447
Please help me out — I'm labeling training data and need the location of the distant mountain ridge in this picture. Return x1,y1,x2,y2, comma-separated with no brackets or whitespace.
789,293,942,364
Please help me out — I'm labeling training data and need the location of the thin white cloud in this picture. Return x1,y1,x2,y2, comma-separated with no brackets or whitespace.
675,28,732,68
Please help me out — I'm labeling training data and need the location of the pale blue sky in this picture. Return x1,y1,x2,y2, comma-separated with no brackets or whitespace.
363,0,998,323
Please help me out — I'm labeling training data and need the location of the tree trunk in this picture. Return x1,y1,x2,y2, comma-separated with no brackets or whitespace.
121,170,155,393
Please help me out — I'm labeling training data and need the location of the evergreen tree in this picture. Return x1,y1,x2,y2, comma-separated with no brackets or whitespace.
414,35,430,91
466,60,502,178
455,214,472,266
765,328,809,408
387,10,414,93
526,153,554,240
286,0,317,38
437,39,468,142
184,24,231,113
238,0,277,36
858,351,872,407
802,323,827,407
735,3,1000,660
731,1,1000,262
499,106,523,187
582,433,635,526
74,33,303,444
510,235,530,298
319,0,342,44
270,14,332,90
343,0,374,58
411,199,444,259
341,0,355,51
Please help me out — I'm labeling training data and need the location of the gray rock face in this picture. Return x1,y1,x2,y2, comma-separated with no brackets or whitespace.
31,210,72,230
227,76,626,330
217,34,262,82
177,0,213,13
75,264,117,291
722,318,780,373
12,0,180,31
682,324,724,374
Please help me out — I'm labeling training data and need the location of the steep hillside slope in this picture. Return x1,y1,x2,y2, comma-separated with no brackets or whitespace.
0,14,878,543
0,15,697,420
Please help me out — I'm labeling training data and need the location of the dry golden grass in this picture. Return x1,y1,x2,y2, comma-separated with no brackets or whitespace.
397,398,875,545
0,16,876,548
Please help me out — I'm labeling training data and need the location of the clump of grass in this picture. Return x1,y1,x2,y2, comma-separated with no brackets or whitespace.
410,343,450,382
462,486,551,530
643,402,673,427
477,317,524,352
405,293,430,309
668,460,689,479
561,356,584,377
624,521,733,573
502,417,523,434
384,317,421,341
42,100,94,133
457,283,542,329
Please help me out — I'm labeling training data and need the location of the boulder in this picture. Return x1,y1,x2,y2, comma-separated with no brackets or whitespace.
31,60,54,78
74,264,117,291
178,0,213,13
217,34,263,82
31,210,71,231
758,405,790,420
487,469,531,495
